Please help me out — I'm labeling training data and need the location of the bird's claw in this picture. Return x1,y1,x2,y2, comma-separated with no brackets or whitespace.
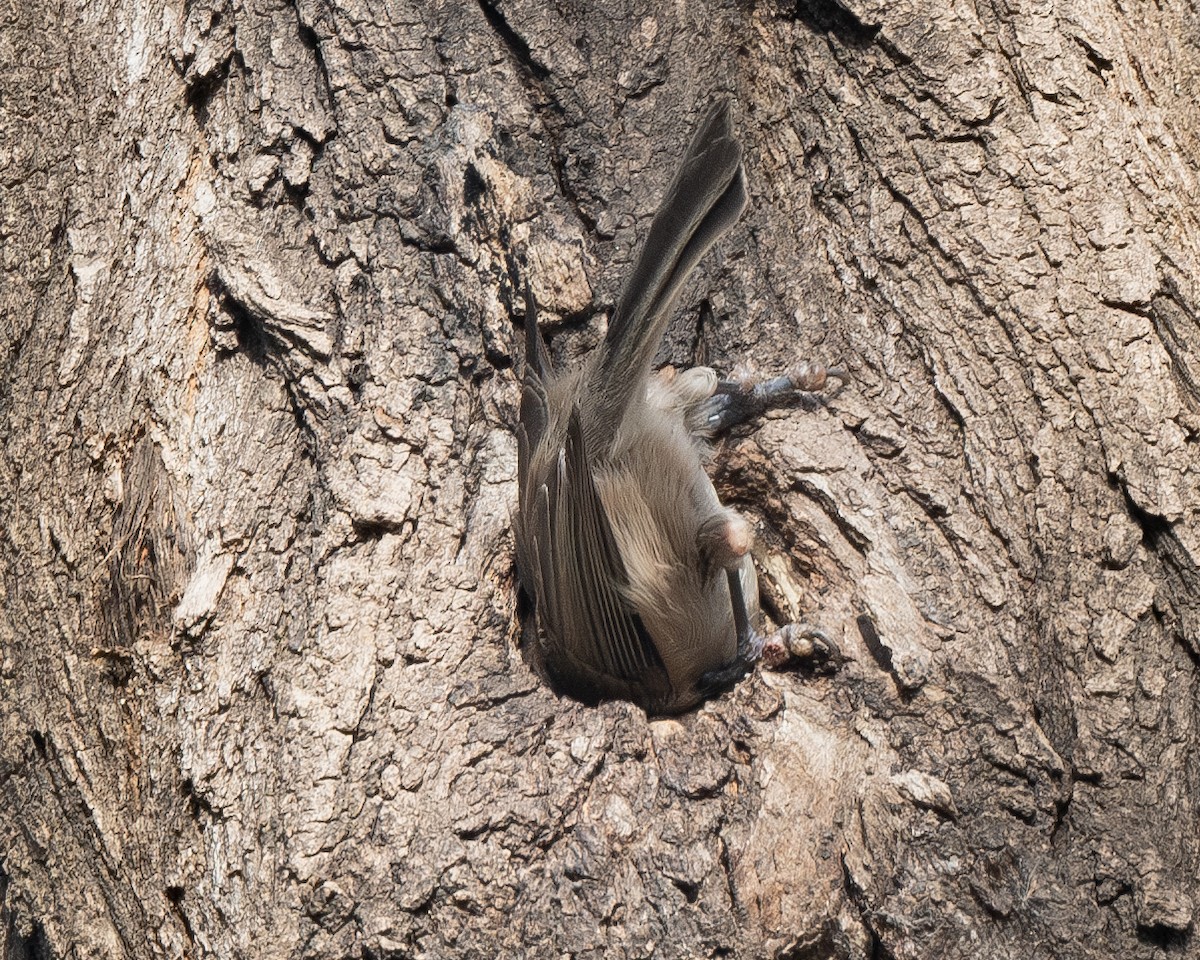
761,622,846,673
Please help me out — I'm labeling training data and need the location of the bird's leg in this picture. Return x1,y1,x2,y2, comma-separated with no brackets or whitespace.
693,362,846,436
726,566,763,663
695,568,765,697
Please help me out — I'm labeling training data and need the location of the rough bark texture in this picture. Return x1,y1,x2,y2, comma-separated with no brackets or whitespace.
3,0,1199,957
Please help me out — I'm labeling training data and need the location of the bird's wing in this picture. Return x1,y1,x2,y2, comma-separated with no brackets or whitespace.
536,408,664,683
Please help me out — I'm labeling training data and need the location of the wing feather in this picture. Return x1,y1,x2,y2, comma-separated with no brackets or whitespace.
555,409,663,682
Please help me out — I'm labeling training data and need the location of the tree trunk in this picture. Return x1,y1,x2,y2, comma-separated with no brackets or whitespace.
3,0,1198,957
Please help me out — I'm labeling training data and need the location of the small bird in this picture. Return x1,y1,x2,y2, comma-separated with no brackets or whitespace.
515,99,835,714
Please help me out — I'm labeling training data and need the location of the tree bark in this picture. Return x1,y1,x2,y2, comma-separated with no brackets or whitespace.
3,0,1198,957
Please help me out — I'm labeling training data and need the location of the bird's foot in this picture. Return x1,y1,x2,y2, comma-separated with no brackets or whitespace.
761,622,847,674
697,361,846,434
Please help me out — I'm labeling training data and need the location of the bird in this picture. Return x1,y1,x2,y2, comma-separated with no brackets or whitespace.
514,99,836,715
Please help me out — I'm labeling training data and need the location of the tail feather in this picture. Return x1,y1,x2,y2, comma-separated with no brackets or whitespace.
589,100,748,449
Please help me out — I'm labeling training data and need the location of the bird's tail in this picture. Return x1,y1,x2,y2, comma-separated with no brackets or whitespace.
589,99,748,449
